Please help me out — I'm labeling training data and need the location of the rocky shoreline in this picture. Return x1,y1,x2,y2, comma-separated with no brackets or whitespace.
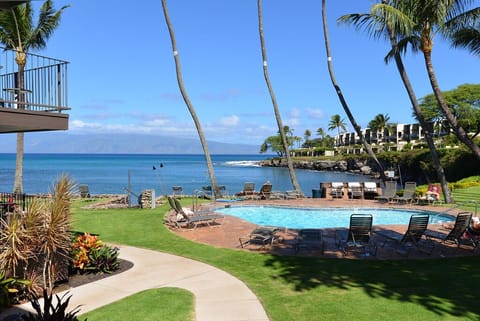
259,158,379,178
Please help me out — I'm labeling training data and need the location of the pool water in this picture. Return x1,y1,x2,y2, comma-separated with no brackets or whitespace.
215,206,455,229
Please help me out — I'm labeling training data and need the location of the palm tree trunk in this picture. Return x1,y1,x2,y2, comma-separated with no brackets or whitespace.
384,16,453,203
257,0,302,195
161,0,220,198
321,0,387,182
423,50,480,161
13,64,25,194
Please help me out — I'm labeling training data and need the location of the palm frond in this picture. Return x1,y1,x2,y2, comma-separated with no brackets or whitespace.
451,26,480,56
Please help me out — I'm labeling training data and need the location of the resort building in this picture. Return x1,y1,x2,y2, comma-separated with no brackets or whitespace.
333,123,430,153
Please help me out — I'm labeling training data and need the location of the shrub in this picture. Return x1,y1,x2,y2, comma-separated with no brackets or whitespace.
70,233,119,274
0,271,30,308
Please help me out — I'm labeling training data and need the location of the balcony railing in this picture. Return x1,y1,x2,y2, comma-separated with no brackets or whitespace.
0,47,69,113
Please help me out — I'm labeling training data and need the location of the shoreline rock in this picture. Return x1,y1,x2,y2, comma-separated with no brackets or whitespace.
258,158,378,178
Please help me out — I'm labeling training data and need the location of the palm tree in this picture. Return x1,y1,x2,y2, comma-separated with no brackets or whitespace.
384,0,480,160
161,0,221,198
368,113,390,143
304,129,311,142
321,0,387,182
257,0,302,196
338,0,453,202
0,0,69,194
327,114,347,136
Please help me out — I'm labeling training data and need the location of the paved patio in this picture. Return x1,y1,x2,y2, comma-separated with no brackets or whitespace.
169,197,479,260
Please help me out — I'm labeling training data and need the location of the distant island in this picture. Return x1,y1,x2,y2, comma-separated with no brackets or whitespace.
0,132,260,155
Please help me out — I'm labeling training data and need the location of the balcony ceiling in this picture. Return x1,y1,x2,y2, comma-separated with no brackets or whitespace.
0,107,68,133
0,1,27,10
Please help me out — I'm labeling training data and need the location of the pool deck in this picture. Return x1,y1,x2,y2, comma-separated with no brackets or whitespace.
170,197,479,260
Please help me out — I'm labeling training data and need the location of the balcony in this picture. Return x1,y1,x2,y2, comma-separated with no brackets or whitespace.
0,47,69,133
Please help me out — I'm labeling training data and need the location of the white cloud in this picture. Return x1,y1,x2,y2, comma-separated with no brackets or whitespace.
219,115,240,126
305,108,325,119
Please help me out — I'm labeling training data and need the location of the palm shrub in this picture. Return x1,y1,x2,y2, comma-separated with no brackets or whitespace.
0,175,75,299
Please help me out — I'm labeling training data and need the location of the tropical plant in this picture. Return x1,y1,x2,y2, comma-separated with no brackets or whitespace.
321,0,387,182
160,0,221,199
21,289,85,321
0,0,69,194
0,175,75,296
0,271,30,308
382,0,480,160
338,0,454,203
70,233,119,274
257,0,303,196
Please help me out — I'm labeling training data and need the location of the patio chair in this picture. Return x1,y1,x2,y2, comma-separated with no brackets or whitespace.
375,214,431,255
425,212,472,250
330,182,344,199
336,214,375,256
347,182,363,199
374,181,397,202
239,226,282,250
79,185,91,199
294,229,324,254
172,186,184,198
392,182,417,204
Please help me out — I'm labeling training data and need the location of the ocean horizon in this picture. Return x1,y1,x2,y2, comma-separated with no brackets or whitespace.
0,153,373,197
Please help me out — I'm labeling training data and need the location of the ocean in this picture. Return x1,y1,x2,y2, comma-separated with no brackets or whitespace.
0,154,372,197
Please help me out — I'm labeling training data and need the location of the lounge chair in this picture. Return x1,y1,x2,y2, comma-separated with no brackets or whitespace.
239,226,282,249
375,214,431,255
235,182,256,199
330,182,344,199
79,185,90,199
392,182,417,204
294,229,324,254
336,214,374,256
363,182,378,199
347,182,363,199
284,190,302,199
374,181,397,202
168,196,223,229
254,182,273,200
425,212,472,251
172,186,184,198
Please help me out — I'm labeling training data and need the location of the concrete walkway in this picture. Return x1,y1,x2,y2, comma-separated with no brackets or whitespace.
1,245,270,321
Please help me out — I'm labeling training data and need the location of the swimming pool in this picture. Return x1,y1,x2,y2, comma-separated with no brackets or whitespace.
215,206,455,229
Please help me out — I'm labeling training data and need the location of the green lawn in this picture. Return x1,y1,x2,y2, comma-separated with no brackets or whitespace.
73,197,480,321
81,288,194,321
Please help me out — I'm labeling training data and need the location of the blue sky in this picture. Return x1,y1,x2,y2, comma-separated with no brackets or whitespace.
35,0,479,146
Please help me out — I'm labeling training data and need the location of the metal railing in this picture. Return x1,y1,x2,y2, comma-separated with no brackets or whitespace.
0,47,69,113
0,192,35,216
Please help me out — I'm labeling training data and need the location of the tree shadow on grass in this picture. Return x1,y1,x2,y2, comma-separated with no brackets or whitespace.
263,254,480,319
